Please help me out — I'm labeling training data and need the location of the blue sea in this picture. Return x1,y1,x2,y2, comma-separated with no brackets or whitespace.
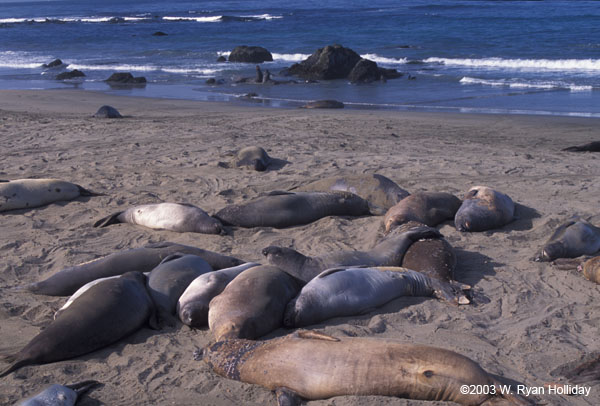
0,0,599,116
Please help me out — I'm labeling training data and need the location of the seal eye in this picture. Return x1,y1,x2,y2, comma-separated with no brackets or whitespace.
423,370,434,378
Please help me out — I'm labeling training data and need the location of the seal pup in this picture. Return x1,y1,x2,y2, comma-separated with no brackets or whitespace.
580,256,600,284
93,202,223,234
534,218,600,262
177,262,260,327
233,146,272,171
0,272,156,377
562,141,600,152
0,178,99,212
22,242,243,296
214,191,370,229
17,380,100,406
454,186,515,232
263,224,441,283
383,191,461,232
284,267,469,327
208,265,301,341
199,331,531,405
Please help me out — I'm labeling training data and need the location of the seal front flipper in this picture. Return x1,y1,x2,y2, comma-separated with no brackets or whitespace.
93,212,124,228
66,380,102,397
76,184,103,197
430,279,471,306
293,330,340,342
275,387,302,406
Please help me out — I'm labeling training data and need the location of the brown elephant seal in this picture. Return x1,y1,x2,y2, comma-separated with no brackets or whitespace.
534,218,600,262
208,265,301,341
562,141,600,152
0,178,100,212
383,191,461,233
93,202,223,234
454,186,515,232
198,331,530,405
284,266,470,328
0,272,156,377
263,224,441,283
18,380,100,406
302,99,344,109
295,173,409,212
22,242,243,296
580,256,600,284
214,191,370,228
177,262,260,328
94,105,122,118
234,146,272,171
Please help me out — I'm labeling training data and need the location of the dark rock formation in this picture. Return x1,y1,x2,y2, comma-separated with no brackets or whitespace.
378,67,403,79
94,105,122,118
43,59,63,68
105,72,147,84
348,58,380,83
216,56,227,62
55,69,85,80
228,46,273,63
302,100,344,109
287,44,361,80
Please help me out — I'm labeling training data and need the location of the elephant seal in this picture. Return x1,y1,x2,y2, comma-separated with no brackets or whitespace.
263,224,441,283
94,105,122,118
147,254,213,326
454,186,515,232
580,256,600,284
0,272,156,377
534,218,600,262
214,191,370,228
177,262,260,327
22,241,243,296
18,380,100,406
302,100,344,109
295,174,409,212
208,265,301,341
284,266,469,327
383,191,461,232
0,178,99,212
198,331,530,405
93,202,223,234
562,141,600,152
233,146,272,171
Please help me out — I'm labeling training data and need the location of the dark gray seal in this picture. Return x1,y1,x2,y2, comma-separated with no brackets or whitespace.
214,191,370,228
562,141,600,152
302,100,344,109
383,192,461,232
234,146,272,171
454,186,515,232
534,218,600,261
17,380,100,406
262,224,441,283
22,241,243,296
94,105,122,118
0,272,156,377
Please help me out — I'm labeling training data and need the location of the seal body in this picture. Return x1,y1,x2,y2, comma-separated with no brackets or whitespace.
535,219,600,261
208,265,301,341
93,202,223,234
0,178,97,212
384,191,461,232
214,191,370,228
302,100,344,109
24,242,243,296
0,272,155,377
177,262,260,327
562,141,600,152
582,256,600,284
454,186,515,232
94,105,122,118
18,380,99,406
234,146,271,171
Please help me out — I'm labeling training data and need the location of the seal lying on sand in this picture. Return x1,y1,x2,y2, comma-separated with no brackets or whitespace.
580,256,600,284
177,262,260,328
263,225,441,283
534,218,600,262
302,100,344,109
17,380,100,406
198,331,530,405
0,272,156,377
455,186,515,232
234,146,272,171
94,105,122,118
383,192,461,232
0,178,100,212
93,202,223,234
22,242,243,296
284,266,470,327
214,191,370,228
562,141,600,152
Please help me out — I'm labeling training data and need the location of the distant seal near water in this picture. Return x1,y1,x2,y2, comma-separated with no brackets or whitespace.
208,265,301,341
0,272,156,377
94,105,122,118
383,191,461,232
177,262,260,327
93,202,223,234
22,241,243,296
214,191,370,228
302,99,344,109
454,186,515,232
18,380,100,406
234,146,272,171
263,224,441,283
562,141,600,152
199,331,530,406
580,256,600,284
534,218,600,262
0,178,99,212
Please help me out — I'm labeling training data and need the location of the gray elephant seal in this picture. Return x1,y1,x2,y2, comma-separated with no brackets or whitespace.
0,178,99,212
234,146,272,171
147,254,213,326
94,105,122,118
93,202,223,234
214,191,370,228
295,173,409,212
284,266,469,327
562,141,600,152
454,186,515,232
23,241,243,296
0,272,156,377
383,191,461,233
177,262,260,328
208,265,301,341
199,331,530,405
263,224,441,283
18,380,100,406
534,218,600,262
581,256,600,284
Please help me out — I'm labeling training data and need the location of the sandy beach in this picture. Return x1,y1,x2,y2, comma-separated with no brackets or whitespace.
0,89,599,405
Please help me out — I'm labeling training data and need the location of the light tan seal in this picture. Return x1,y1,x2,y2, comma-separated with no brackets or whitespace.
454,186,515,232
384,191,461,232
580,256,600,284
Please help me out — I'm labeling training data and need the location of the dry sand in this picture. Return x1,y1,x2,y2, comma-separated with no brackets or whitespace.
0,89,599,405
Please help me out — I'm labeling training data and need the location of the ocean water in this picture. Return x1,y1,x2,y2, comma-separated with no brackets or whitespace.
0,0,599,116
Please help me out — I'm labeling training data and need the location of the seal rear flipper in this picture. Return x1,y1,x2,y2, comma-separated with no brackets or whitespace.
76,185,104,197
0,358,29,378
565,356,600,383
430,279,471,306
275,387,303,406
293,330,340,342
93,212,123,228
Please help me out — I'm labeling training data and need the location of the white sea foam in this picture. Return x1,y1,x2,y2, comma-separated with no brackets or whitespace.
0,51,54,69
67,63,220,75
361,53,408,65
271,53,311,62
162,14,281,23
427,57,600,71
163,16,222,22
460,77,593,92
0,16,150,24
